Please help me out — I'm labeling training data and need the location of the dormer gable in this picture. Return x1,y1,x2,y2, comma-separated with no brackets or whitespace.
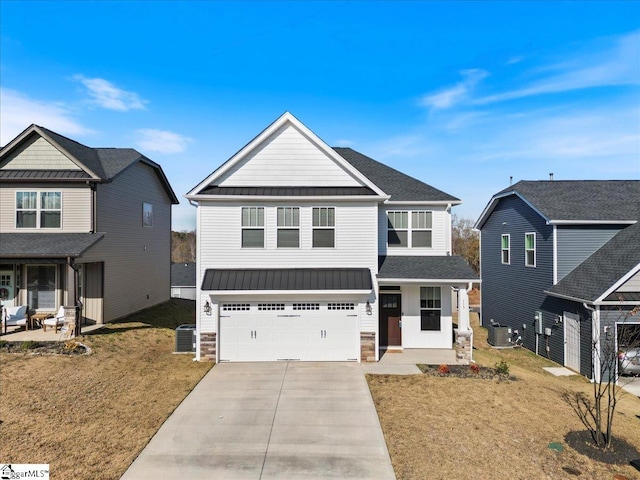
187,112,386,198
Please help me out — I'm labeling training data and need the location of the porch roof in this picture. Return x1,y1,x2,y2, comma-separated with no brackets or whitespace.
377,255,478,283
0,233,105,259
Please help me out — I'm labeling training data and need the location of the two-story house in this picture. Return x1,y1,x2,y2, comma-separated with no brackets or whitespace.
0,125,179,328
475,180,640,381
186,112,478,363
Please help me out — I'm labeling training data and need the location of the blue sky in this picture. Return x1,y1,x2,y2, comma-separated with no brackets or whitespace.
1,1,639,231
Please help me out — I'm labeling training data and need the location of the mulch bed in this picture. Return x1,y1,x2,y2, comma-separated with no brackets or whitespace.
0,340,89,355
565,430,640,465
418,363,516,380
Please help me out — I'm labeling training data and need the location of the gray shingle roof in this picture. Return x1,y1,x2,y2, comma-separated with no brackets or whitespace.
334,147,460,203
378,255,478,281
497,180,640,222
171,262,196,287
0,233,104,258
546,222,640,302
201,268,373,291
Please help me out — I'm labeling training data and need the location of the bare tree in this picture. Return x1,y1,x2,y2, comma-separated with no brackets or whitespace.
171,230,196,263
562,306,639,449
452,214,479,275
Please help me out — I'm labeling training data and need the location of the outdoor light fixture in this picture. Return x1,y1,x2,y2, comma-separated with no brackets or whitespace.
204,300,212,316
366,301,372,315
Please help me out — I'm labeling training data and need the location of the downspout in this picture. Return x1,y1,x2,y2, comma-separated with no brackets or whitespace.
67,257,82,337
89,182,98,233
583,302,600,383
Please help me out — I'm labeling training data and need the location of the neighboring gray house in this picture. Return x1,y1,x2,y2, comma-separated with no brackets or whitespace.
186,112,478,363
475,180,640,381
171,262,196,300
0,125,179,325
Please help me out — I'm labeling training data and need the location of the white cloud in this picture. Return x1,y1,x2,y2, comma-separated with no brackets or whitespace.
135,128,193,154
420,69,489,110
0,88,93,145
74,75,147,111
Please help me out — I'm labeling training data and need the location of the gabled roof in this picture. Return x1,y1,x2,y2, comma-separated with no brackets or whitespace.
1,125,179,203
545,222,640,303
475,180,640,229
171,262,196,287
334,148,460,203
377,255,478,282
0,233,105,259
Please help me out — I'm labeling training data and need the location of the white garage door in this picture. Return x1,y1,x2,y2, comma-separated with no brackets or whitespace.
218,301,359,362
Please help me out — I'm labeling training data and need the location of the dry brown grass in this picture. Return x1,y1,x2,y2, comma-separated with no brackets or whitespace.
368,313,640,480
0,299,212,480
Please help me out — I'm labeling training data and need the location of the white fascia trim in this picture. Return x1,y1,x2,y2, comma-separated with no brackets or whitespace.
378,278,480,284
184,194,388,202
549,220,637,225
384,200,462,206
594,301,640,306
187,112,387,197
552,226,558,285
544,290,592,304
595,262,640,302
203,289,373,296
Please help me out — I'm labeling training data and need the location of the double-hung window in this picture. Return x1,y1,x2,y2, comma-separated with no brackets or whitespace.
16,191,61,228
420,286,441,331
312,207,335,247
525,233,536,267
387,211,408,247
241,207,264,248
411,211,433,247
501,234,510,265
277,207,300,248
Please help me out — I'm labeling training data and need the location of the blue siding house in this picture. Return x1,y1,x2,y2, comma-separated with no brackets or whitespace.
475,180,640,381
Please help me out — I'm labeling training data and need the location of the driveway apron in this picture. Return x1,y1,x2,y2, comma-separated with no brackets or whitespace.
121,362,396,479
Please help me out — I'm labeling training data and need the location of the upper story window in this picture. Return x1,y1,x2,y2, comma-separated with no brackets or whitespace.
143,202,153,227
16,191,61,229
501,234,510,264
525,233,536,267
312,207,335,248
277,207,300,248
241,207,264,248
388,210,433,248
420,286,441,331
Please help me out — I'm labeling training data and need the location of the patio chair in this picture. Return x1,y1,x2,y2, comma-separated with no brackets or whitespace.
43,306,66,333
1,305,29,330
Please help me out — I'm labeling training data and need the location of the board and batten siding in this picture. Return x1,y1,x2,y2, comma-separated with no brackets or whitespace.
480,195,558,357
0,184,92,232
556,225,625,282
377,205,451,256
216,124,361,187
0,136,82,170
80,162,172,322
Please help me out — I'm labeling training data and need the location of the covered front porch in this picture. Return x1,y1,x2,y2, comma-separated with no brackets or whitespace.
0,322,104,341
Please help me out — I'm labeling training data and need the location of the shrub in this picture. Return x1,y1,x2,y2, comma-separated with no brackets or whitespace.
470,363,481,375
20,340,38,351
437,364,450,374
64,341,80,352
0,339,7,348
494,360,510,376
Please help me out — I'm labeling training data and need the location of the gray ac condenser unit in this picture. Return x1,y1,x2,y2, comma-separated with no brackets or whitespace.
488,325,512,347
175,324,196,352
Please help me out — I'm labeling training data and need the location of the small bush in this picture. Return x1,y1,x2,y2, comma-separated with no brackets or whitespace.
437,364,450,374
470,363,481,375
0,339,7,348
64,341,80,352
494,360,510,376
20,340,39,351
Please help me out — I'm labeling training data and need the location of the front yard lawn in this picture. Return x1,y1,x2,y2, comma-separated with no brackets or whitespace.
0,299,212,480
367,313,640,480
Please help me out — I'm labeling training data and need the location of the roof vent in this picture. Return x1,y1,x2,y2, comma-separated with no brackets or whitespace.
549,173,554,181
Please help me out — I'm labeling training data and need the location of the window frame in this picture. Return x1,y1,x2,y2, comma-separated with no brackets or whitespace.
142,202,153,227
420,286,441,331
525,232,536,267
387,211,409,248
26,264,57,311
501,234,510,265
16,191,62,229
277,206,300,248
312,207,335,248
411,210,433,248
241,206,265,248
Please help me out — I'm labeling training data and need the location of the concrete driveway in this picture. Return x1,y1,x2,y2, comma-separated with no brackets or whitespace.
121,362,395,480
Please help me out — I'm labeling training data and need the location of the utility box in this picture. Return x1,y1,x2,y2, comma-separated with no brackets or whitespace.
488,325,512,347
175,324,196,352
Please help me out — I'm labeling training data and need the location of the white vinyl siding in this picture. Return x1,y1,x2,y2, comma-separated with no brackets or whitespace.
0,136,81,170
0,185,91,232
398,284,453,348
617,270,640,292
216,124,361,187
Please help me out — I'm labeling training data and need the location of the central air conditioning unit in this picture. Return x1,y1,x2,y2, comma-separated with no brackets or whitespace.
488,324,512,347
175,324,196,352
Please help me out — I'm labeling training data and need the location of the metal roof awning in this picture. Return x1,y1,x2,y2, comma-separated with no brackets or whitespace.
201,268,373,293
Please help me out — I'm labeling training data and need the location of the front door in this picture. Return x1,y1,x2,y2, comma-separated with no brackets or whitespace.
0,271,15,308
380,294,402,347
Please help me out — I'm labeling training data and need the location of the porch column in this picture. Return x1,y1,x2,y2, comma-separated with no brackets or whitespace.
454,285,473,364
